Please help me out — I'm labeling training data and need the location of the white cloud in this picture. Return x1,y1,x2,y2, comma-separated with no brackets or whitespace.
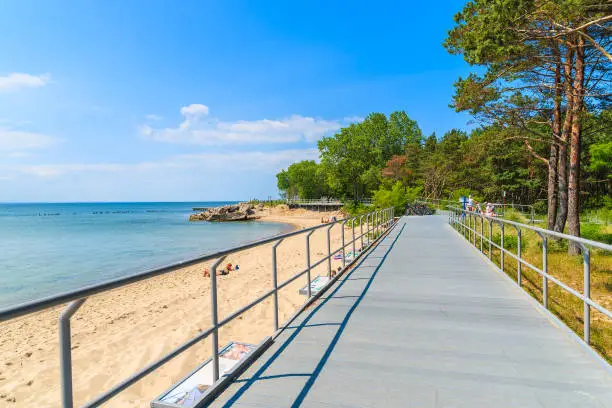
2,148,318,178
180,104,209,117
0,129,59,151
141,104,344,145
145,114,163,121
178,148,319,170
0,73,51,91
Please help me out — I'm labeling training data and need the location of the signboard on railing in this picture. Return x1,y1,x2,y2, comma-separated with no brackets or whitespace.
152,342,256,408
299,275,330,296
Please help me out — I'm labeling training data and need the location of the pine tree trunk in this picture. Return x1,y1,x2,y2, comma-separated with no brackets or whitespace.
547,50,562,230
554,46,574,233
567,37,585,255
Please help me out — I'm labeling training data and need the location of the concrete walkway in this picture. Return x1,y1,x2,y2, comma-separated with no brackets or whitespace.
212,216,612,408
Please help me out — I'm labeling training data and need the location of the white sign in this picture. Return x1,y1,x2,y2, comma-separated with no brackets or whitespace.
299,275,331,295
157,342,255,407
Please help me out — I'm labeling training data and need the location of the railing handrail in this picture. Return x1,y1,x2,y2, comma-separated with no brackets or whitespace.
448,206,612,252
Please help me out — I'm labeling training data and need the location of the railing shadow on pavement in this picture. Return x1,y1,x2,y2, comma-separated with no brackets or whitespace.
221,222,405,407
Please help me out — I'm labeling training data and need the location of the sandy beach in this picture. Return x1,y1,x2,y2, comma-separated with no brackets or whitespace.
0,206,356,407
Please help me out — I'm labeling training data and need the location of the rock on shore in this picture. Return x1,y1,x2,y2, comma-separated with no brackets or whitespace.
189,203,264,222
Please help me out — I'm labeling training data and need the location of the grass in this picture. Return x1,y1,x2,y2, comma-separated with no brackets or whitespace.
456,213,612,363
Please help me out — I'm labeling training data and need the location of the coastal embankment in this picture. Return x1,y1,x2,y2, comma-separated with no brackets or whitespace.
0,206,347,407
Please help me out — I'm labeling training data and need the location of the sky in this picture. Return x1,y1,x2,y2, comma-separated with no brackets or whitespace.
0,0,473,202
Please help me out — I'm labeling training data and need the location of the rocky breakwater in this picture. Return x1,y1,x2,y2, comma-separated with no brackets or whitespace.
189,203,264,222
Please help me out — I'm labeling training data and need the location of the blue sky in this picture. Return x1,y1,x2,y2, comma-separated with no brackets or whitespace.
0,0,472,202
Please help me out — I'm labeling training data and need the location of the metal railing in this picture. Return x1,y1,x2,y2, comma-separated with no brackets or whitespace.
418,198,538,224
286,198,343,205
286,198,374,206
448,206,611,349
487,203,537,224
0,207,395,408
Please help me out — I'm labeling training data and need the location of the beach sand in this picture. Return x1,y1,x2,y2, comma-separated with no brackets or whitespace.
0,206,359,407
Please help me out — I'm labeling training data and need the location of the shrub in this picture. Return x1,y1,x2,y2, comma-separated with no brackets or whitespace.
545,238,568,253
503,209,527,223
581,223,612,245
533,200,547,215
373,182,422,214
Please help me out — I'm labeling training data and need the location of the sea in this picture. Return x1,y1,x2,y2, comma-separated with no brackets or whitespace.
0,202,293,309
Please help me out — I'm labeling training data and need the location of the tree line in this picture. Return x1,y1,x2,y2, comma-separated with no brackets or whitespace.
277,0,611,253
277,110,608,207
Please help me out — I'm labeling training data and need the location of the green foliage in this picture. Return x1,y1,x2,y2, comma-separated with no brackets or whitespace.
373,182,422,214
546,238,568,253
276,160,328,199
589,141,612,177
533,200,547,215
450,188,473,201
503,209,527,223
275,110,420,201
342,203,370,217
275,106,608,214
581,223,612,245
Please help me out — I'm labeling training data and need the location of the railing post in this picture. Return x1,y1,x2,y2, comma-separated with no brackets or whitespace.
480,215,484,253
538,232,548,309
374,211,380,239
374,211,378,238
471,213,474,243
352,218,356,257
210,256,226,382
326,224,333,277
582,245,591,344
60,298,87,408
515,226,522,286
272,239,283,331
360,215,365,249
305,230,315,298
365,213,369,245
488,219,493,259
500,224,505,272
341,220,348,268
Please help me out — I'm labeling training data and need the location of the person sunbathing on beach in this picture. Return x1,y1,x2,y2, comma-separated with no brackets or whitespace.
203,267,229,277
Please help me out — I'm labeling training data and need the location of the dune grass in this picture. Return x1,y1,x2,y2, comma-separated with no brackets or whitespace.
456,210,612,363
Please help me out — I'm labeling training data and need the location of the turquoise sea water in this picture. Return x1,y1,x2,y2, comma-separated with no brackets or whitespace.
0,202,293,309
